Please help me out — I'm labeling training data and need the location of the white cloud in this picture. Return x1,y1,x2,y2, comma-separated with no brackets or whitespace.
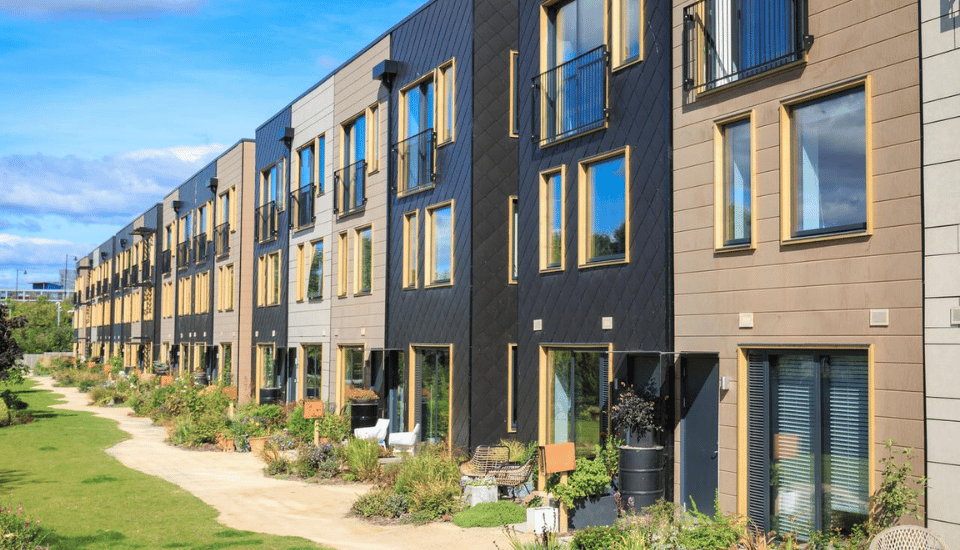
0,233,90,289
1,0,203,19
0,144,224,224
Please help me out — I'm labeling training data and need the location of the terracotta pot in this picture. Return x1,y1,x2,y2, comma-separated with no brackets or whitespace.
216,432,235,452
248,435,271,457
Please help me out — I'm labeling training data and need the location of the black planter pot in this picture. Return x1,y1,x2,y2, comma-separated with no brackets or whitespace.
193,371,209,386
305,387,320,399
350,400,378,431
567,487,618,530
619,445,664,512
259,387,281,405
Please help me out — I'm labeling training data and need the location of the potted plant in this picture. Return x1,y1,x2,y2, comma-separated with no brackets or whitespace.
547,440,620,529
462,478,498,507
610,381,664,512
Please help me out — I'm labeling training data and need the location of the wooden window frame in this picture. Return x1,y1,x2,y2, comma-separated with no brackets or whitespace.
425,200,455,287
577,147,630,268
539,166,566,272
714,111,757,251
403,210,420,289
354,225,374,296
437,58,456,145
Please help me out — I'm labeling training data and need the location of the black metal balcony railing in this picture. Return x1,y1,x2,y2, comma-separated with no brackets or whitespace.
395,129,436,195
161,249,172,275
177,241,191,270
682,0,808,93
194,233,208,264
129,268,138,287
257,201,278,243
215,222,230,258
334,160,366,216
532,45,608,146
121,270,129,288
291,183,315,229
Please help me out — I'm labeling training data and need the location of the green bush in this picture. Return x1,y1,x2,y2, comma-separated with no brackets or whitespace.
316,412,350,442
452,501,526,528
391,446,462,519
344,438,381,482
571,525,626,550
0,504,47,550
351,489,409,518
293,443,341,478
286,405,314,443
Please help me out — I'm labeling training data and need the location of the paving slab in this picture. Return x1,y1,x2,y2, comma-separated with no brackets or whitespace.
32,376,528,550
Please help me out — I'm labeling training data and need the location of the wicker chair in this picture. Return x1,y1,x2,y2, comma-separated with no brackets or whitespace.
492,450,538,492
869,525,949,550
459,445,510,478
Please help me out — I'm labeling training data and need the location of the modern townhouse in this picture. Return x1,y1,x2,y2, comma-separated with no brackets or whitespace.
83,239,117,361
673,0,924,537
920,0,960,542
73,257,91,358
286,77,335,405
383,0,519,450
513,0,675,494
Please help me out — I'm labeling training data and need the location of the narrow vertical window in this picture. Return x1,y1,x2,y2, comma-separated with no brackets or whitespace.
437,60,455,144
509,197,518,282
509,51,519,137
356,226,373,294
721,118,752,247
299,142,314,188
614,0,642,67
540,169,564,270
338,232,348,297
340,116,366,214
403,211,419,289
305,345,322,398
368,104,380,172
508,344,518,432
317,135,326,195
308,240,323,300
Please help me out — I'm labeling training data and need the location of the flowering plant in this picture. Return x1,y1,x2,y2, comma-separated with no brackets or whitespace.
610,381,662,440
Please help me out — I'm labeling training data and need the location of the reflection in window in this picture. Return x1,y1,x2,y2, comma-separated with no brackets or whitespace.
299,143,314,187
584,155,627,263
723,119,751,246
546,349,606,458
305,345,322,399
344,346,364,395
418,348,450,443
308,240,323,299
790,88,866,238
543,171,563,269
428,204,452,284
357,227,372,294
617,0,641,65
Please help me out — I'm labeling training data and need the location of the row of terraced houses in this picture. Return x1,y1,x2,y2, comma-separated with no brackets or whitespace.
70,0,960,542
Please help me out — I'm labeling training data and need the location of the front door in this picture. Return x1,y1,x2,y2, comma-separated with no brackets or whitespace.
680,353,719,516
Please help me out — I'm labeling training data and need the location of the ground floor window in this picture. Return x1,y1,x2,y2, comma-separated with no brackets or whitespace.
342,345,365,399
416,347,450,444
258,345,275,389
545,348,609,458
747,350,869,538
221,343,232,385
304,345,322,399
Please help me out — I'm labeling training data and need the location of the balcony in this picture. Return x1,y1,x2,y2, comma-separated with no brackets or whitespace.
395,129,436,195
137,261,152,286
121,270,129,288
532,45,608,146
194,233,208,264
161,249,172,275
129,268,138,287
257,201,278,243
334,160,366,217
291,183,315,229
215,222,230,258
682,0,808,93
176,241,192,270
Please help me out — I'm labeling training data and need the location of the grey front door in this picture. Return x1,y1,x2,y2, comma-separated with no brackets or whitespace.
680,353,719,516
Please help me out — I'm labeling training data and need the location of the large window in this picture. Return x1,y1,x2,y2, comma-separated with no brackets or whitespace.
403,211,419,289
259,252,281,306
579,150,628,265
426,202,453,285
719,117,752,247
538,0,607,144
355,226,373,294
682,0,804,92
338,115,366,215
746,350,869,538
545,349,608,458
540,168,564,271
308,239,323,300
786,87,867,240
399,76,435,194
342,345,365,399
417,348,450,444
299,141,314,189
258,164,279,241
304,345,322,399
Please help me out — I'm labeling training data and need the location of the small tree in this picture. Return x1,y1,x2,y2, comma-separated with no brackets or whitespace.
6,296,73,354
0,304,27,384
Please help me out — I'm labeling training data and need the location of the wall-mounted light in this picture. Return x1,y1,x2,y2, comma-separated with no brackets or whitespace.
373,59,400,90
100,252,108,260
208,177,219,194
278,127,294,148
120,238,128,248
172,200,184,213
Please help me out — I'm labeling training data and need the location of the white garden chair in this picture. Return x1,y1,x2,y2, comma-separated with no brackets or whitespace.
353,418,390,448
388,423,420,455
869,525,949,550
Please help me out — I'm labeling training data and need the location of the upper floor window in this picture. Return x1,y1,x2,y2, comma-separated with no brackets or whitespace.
426,202,453,286
509,197,518,283
579,149,629,266
536,0,608,145
437,60,455,144
261,164,279,206
368,104,380,172
540,168,565,271
355,226,373,295
613,0,642,68
719,117,752,248
337,116,366,215
299,142,314,189
784,86,867,240
398,76,436,195
682,0,806,93
308,239,323,300
403,211,419,289
317,135,326,194
509,51,520,138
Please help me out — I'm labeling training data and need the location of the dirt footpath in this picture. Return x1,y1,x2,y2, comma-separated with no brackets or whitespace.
33,376,524,550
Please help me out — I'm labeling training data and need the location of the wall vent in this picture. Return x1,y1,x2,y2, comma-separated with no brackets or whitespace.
950,308,960,326
869,309,889,327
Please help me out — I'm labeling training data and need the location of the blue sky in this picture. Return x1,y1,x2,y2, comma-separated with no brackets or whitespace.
0,0,420,291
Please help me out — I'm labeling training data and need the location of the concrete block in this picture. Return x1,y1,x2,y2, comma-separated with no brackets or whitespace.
925,226,960,256
925,344,960,398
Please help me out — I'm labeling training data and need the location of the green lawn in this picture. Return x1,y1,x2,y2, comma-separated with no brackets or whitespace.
0,380,328,550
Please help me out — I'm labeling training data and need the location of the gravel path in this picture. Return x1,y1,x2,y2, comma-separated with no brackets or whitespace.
32,376,524,550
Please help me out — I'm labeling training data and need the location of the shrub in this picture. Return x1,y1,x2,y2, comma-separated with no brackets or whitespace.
351,488,409,518
316,412,350,442
344,438,381,482
571,525,626,550
0,504,47,550
452,501,526,528
294,443,341,479
391,446,462,519
871,440,928,533
286,405,314,443
266,457,291,476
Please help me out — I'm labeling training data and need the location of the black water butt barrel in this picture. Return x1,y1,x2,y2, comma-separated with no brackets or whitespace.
619,445,664,511
259,387,281,405
350,400,378,431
